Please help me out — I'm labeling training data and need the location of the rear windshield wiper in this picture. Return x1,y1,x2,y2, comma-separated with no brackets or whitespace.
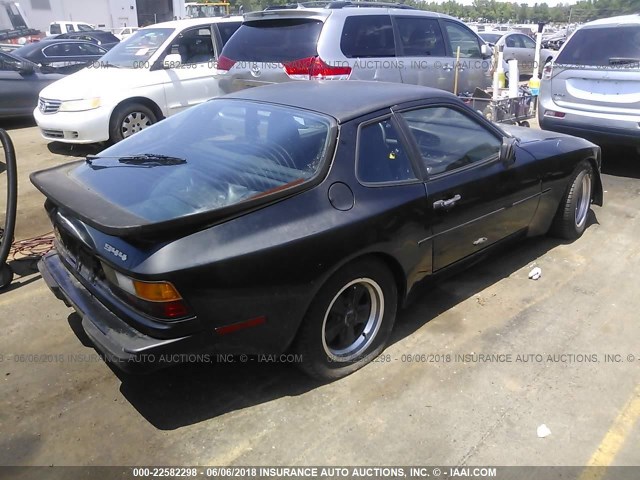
609,57,640,65
86,153,186,168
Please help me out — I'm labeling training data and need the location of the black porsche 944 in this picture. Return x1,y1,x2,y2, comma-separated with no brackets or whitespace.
31,81,603,380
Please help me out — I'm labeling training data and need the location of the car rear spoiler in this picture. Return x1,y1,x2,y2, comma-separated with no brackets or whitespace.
244,9,329,21
30,161,312,240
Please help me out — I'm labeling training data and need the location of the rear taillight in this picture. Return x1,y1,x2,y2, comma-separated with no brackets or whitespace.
102,263,191,320
283,56,351,80
216,55,236,71
542,62,553,80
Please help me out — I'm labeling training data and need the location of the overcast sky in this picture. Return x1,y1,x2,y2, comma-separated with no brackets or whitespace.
452,0,577,6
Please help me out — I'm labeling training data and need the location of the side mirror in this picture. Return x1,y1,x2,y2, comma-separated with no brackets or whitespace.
17,61,35,75
481,43,492,59
500,137,518,165
162,53,182,69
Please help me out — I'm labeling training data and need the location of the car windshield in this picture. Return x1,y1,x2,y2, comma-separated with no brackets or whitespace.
70,100,334,222
98,28,173,68
556,25,640,67
77,24,94,31
479,33,503,44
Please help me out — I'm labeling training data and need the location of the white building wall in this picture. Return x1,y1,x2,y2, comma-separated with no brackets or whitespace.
18,0,138,32
173,0,185,20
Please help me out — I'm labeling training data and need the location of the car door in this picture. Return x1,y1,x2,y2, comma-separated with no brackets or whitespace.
518,34,538,74
161,25,221,116
440,20,490,93
41,43,79,72
42,42,106,74
75,42,108,64
504,34,534,74
354,113,435,278
395,103,541,271
393,16,453,92
0,53,40,117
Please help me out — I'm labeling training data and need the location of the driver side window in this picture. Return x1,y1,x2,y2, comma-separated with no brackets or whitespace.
166,27,215,65
400,107,500,175
521,35,536,49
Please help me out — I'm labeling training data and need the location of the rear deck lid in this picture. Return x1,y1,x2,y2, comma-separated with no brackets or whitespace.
31,98,336,238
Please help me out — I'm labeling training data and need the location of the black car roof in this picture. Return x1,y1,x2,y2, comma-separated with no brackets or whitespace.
62,30,117,38
13,38,97,55
222,81,458,123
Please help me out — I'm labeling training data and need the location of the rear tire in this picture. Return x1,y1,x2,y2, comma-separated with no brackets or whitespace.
293,259,397,380
109,102,157,143
0,263,13,291
550,161,593,240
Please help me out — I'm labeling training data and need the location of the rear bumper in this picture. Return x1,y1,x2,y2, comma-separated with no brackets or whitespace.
38,252,210,373
538,95,640,147
539,117,640,147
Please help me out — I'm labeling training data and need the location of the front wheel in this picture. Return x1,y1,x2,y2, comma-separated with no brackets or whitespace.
550,161,594,240
293,259,397,380
109,102,157,143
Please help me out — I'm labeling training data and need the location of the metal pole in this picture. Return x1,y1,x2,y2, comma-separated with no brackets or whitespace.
453,46,461,95
0,129,17,290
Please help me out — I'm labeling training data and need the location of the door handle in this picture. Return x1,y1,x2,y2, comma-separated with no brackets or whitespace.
433,194,462,210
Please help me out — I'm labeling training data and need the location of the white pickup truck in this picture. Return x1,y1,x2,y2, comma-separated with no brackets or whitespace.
46,21,96,37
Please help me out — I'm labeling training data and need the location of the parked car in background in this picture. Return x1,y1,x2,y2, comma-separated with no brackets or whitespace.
541,29,567,50
34,81,602,379
54,30,120,50
217,4,493,95
0,43,20,52
479,31,553,76
12,39,107,74
539,14,640,147
0,50,63,118
46,21,95,36
34,17,243,144
112,26,138,41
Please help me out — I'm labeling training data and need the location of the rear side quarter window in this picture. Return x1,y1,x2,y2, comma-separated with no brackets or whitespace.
340,15,395,58
395,17,446,57
357,118,416,184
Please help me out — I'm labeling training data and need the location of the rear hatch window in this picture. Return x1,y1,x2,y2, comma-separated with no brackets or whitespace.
66,99,334,224
217,21,242,45
556,25,640,67
221,19,323,62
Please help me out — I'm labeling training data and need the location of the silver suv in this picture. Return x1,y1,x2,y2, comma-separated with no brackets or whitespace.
539,14,640,146
217,2,493,94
